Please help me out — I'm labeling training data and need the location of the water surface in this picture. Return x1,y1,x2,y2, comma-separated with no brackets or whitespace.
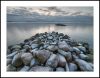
7,22,93,48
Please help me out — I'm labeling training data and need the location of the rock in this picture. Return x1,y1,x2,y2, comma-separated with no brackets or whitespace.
7,51,18,59
12,53,23,67
47,45,58,52
7,59,12,65
88,63,93,68
58,41,70,51
68,63,77,71
21,53,33,65
79,54,88,60
11,45,21,50
78,46,86,53
29,66,53,71
31,44,38,49
47,36,53,40
72,47,81,54
23,45,30,50
57,54,66,67
46,54,59,68
56,67,65,71
36,50,52,64
72,54,79,60
7,49,11,55
58,50,72,62
7,64,16,71
20,66,30,71
30,58,39,67
65,62,69,71
75,59,93,71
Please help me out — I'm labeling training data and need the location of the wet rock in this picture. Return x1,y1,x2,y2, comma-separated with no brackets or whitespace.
58,41,70,51
21,53,33,65
7,49,11,55
58,50,72,62
23,45,30,50
47,36,53,40
72,54,79,60
79,54,88,60
30,58,39,67
29,66,53,71
12,53,23,67
46,54,59,68
7,64,16,71
72,47,81,54
36,50,52,64
56,67,65,71
78,46,86,53
7,59,12,66
11,45,21,50
75,59,93,71
7,51,18,59
20,66,30,71
57,54,66,67
47,45,58,52
31,44,38,49
68,63,77,71
65,62,69,71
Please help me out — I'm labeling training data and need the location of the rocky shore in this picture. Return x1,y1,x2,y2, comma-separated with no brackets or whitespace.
7,31,93,72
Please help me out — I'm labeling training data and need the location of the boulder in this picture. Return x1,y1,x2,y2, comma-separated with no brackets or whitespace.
31,44,38,49
29,66,53,71
30,58,39,67
79,54,88,60
58,41,70,51
56,67,65,71
72,47,81,54
20,66,30,71
46,54,59,68
75,59,93,71
58,50,72,62
11,45,21,50
47,45,58,52
78,46,86,53
68,63,77,71
7,51,18,59
65,62,69,71
36,50,52,64
12,53,23,67
57,54,66,67
7,64,16,71
21,53,33,65
7,59,12,66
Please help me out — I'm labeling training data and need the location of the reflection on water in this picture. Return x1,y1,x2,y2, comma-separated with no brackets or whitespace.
7,22,93,48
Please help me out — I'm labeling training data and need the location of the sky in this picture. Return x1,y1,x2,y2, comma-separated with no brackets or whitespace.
7,6,93,16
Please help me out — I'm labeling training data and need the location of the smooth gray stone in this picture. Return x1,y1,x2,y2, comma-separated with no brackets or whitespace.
78,46,86,53
12,53,23,67
58,41,70,51
7,59,12,66
56,67,65,72
7,51,18,59
75,59,93,71
79,54,88,60
65,62,69,71
57,54,66,67
29,66,53,71
68,63,77,71
21,53,33,65
31,44,38,49
46,54,59,68
36,50,52,64
20,66,30,71
7,64,16,71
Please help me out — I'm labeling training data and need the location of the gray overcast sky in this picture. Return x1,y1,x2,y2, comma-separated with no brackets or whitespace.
7,7,93,16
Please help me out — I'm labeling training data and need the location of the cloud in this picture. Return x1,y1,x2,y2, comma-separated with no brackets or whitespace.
7,7,93,16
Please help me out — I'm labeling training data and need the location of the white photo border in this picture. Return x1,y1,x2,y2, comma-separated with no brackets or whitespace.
1,1,99,77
